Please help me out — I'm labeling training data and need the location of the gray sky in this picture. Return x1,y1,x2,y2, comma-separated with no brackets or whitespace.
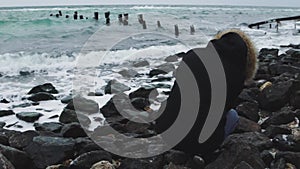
0,0,300,7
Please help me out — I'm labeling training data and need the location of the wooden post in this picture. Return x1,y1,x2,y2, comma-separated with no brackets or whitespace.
105,12,110,25
257,25,259,29
138,14,144,24
79,15,84,20
175,24,179,37
276,23,279,32
123,13,129,25
74,11,78,20
94,12,99,20
55,14,59,18
157,21,161,28
66,15,69,18
50,14,53,16
142,20,147,29
124,13,129,21
269,24,272,29
118,14,123,24
190,25,195,35
59,11,62,16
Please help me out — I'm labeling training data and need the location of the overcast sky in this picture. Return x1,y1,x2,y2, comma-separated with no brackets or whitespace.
0,0,300,7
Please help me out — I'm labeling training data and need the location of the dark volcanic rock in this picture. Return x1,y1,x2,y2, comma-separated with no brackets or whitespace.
59,108,91,126
263,125,291,138
118,156,164,169
0,110,15,117
133,60,149,67
104,80,131,94
234,116,261,133
236,102,260,122
223,132,273,151
66,96,99,114
260,150,274,167
286,49,300,58
27,92,56,102
258,81,293,111
100,93,130,118
233,161,254,169
261,107,295,128
16,112,43,123
268,63,300,75
151,77,172,82
0,144,33,169
291,90,300,109
0,99,10,104
61,122,87,138
8,130,39,149
0,122,5,128
272,134,300,151
236,88,259,104
69,150,112,169
259,48,279,59
0,153,15,169
61,95,73,104
118,69,139,78
73,138,103,156
270,158,286,169
204,142,265,169
156,63,175,73
129,87,158,100
164,55,179,62
34,122,63,133
164,150,190,166
276,151,300,168
28,83,58,94
24,136,75,169
148,69,167,77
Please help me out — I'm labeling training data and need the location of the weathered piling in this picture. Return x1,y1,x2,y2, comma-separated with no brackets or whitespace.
142,20,147,29
94,12,99,20
248,15,300,29
73,11,78,20
105,12,110,25
79,15,84,20
157,21,161,28
123,13,129,26
55,14,59,18
50,14,53,16
59,11,62,16
138,14,144,24
175,24,179,37
190,25,195,35
66,15,69,18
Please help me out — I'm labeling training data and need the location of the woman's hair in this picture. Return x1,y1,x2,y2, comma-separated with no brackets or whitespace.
214,29,258,82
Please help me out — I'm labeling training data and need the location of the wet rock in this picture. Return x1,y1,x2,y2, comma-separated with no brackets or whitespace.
164,150,190,165
28,92,56,102
185,155,205,169
130,97,150,111
0,153,15,169
260,150,274,167
205,142,265,169
19,70,33,76
61,95,73,104
258,81,293,111
236,88,259,104
59,108,91,126
69,150,112,169
261,107,295,128
259,48,279,59
65,96,99,114
129,87,158,100
233,161,254,169
91,161,115,169
263,125,291,138
74,138,103,156
268,64,300,75
100,93,130,118
0,110,15,117
0,133,9,146
11,103,33,109
133,61,149,67
165,55,179,62
104,80,131,94
151,77,172,82
164,162,188,169
0,144,33,169
118,69,138,78
0,99,9,104
276,151,300,168
28,83,58,94
8,130,39,149
34,122,63,133
149,69,167,77
156,63,175,73
16,112,43,123
0,122,5,128
223,132,273,151
236,102,259,122
272,134,300,151
286,49,300,58
270,158,286,169
234,116,261,133
24,136,75,169
61,122,87,138
290,90,300,109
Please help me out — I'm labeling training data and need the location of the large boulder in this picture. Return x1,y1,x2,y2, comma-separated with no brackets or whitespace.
258,81,293,111
236,102,259,122
0,110,15,117
66,96,99,114
275,151,300,168
28,83,58,94
16,112,43,123
0,153,15,169
60,122,87,138
8,130,39,149
27,92,56,102
59,108,91,126
24,136,75,169
0,144,33,169
34,122,63,133
260,107,295,129
104,80,131,94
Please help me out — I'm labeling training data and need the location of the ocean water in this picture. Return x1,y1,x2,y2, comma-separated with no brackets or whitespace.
0,5,300,131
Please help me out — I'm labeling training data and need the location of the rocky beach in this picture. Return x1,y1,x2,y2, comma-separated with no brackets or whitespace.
0,44,299,169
